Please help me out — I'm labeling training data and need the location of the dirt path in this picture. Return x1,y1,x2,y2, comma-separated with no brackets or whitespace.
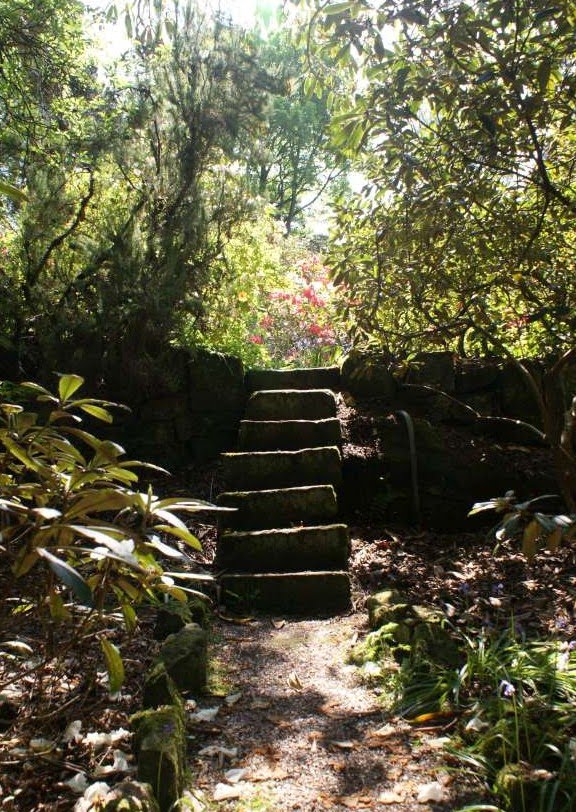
185,611,481,811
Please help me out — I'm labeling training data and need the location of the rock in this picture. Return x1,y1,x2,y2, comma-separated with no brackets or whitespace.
499,359,543,425
456,360,500,394
142,663,183,711
396,385,478,425
246,366,340,392
222,447,342,490
101,781,160,812
156,623,207,694
238,418,341,451
366,589,404,629
219,570,351,614
405,351,456,393
245,389,337,421
216,524,350,573
131,706,186,812
217,485,338,531
475,416,546,446
341,351,397,399
154,598,208,641
188,348,246,413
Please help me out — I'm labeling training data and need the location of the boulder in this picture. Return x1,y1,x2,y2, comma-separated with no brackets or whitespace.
341,351,397,399
405,351,456,393
156,623,207,694
142,662,183,710
131,706,186,812
154,598,208,641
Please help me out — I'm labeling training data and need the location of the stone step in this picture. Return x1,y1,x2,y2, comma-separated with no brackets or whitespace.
238,418,341,451
219,571,351,614
222,446,342,490
216,524,350,572
217,485,338,530
246,366,340,392
245,389,337,421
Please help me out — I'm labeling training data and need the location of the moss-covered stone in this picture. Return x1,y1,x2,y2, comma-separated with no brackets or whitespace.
493,763,540,811
341,350,397,399
130,706,186,812
156,623,207,694
101,780,161,811
238,418,342,451
154,597,208,641
222,447,342,490
142,662,183,711
366,589,404,629
245,389,337,421
217,485,338,531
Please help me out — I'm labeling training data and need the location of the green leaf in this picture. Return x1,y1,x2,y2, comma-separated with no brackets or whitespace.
58,374,84,402
325,1,355,15
154,524,202,550
36,548,93,607
100,638,125,693
79,404,113,423
145,534,185,558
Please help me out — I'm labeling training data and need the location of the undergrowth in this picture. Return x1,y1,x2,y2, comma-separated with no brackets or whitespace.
355,620,576,811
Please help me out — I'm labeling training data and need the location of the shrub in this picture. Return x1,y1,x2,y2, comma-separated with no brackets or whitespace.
0,374,220,685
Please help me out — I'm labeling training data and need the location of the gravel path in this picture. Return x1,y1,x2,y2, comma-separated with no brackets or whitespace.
185,612,484,811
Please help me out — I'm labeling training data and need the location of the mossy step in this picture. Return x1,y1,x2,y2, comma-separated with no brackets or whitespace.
246,366,340,392
245,388,337,421
222,446,342,490
219,570,351,614
216,524,350,572
238,418,341,451
217,484,338,530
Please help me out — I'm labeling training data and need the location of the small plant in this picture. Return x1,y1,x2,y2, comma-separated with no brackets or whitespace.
469,492,576,560
0,374,223,686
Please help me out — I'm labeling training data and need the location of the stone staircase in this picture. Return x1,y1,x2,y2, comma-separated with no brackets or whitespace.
216,366,351,615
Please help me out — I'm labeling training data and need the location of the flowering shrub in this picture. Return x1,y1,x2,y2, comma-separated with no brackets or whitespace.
249,254,346,367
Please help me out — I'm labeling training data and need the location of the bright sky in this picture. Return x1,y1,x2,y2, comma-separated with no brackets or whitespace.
86,0,277,58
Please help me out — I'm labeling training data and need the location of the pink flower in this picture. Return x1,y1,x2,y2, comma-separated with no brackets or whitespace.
259,315,274,329
249,334,264,344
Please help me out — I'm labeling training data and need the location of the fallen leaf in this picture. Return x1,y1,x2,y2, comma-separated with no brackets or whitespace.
287,671,303,691
318,701,343,717
29,737,57,753
366,724,396,740
250,698,271,710
225,692,242,706
272,619,286,629
330,740,357,750
337,793,373,808
198,745,238,759
265,715,291,728
213,783,242,801
217,613,254,625
250,765,289,782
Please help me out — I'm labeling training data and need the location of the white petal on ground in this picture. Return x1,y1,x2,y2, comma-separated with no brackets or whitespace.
64,772,89,794
62,720,83,743
29,737,57,752
213,783,242,801
224,768,248,783
190,707,220,722
417,781,446,803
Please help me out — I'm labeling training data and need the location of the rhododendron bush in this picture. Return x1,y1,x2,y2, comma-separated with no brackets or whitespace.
249,255,346,367
177,210,348,367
